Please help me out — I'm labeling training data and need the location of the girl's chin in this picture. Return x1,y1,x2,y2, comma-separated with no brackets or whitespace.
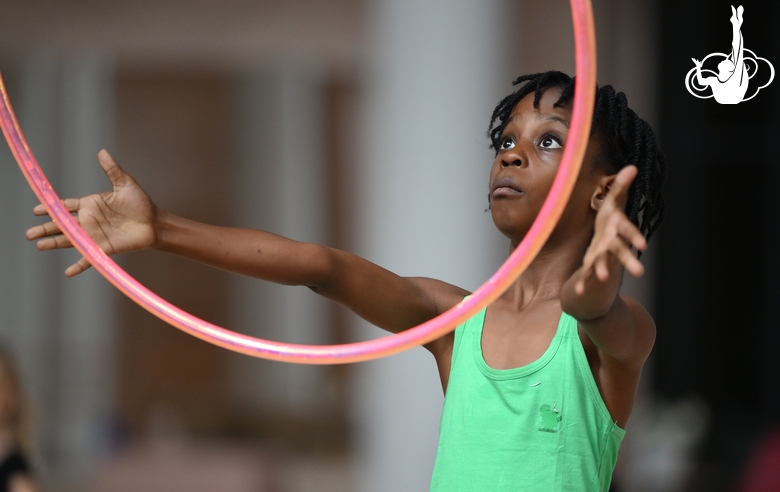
492,221,532,244
491,210,534,232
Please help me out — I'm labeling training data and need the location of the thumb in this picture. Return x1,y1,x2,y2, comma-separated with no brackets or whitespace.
607,165,638,208
97,149,134,189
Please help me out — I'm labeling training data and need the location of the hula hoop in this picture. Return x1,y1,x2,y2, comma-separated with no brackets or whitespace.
0,0,596,364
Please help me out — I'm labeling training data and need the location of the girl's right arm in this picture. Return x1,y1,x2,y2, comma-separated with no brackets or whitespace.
25,150,469,338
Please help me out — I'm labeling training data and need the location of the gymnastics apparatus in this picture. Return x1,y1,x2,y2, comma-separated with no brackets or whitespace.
0,0,596,365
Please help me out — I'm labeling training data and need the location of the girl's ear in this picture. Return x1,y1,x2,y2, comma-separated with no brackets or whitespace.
590,173,617,212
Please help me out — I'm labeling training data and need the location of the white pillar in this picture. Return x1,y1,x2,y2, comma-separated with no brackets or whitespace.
228,66,332,417
354,1,510,490
0,57,66,472
55,55,116,480
0,55,115,483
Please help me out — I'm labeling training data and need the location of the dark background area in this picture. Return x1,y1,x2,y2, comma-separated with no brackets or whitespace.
657,0,780,488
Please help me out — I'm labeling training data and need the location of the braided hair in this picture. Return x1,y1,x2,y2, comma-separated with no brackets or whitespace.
487,71,667,244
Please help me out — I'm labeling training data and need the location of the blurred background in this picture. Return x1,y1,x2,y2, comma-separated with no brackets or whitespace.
0,0,776,490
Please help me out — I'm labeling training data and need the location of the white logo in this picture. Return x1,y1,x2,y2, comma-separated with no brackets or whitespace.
685,5,774,104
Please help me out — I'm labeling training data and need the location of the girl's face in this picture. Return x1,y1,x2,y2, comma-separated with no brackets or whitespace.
489,87,606,246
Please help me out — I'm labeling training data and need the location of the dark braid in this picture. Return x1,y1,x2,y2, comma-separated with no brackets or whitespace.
487,71,667,244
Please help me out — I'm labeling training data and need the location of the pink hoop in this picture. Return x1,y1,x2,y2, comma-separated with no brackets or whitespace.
0,0,596,364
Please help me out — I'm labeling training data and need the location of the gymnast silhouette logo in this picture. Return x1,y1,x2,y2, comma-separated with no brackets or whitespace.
685,5,774,104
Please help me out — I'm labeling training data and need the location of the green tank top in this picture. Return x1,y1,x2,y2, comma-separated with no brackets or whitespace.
430,306,625,491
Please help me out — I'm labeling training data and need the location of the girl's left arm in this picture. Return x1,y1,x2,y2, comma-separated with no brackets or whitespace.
560,166,656,369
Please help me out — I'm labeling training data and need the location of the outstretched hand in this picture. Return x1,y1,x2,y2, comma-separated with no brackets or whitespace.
25,150,158,277
575,165,646,295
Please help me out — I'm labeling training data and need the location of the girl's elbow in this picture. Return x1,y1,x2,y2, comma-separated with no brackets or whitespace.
302,244,339,291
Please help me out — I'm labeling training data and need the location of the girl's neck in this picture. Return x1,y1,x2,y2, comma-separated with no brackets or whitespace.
498,236,587,311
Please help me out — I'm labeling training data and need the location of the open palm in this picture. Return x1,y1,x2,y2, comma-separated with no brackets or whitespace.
26,150,157,277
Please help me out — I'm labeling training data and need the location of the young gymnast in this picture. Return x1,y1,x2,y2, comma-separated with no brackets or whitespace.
692,5,748,104
25,70,666,491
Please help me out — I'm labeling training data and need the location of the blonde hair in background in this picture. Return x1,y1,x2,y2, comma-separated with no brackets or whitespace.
0,344,35,461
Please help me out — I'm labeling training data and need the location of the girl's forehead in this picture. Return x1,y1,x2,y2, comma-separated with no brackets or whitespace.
509,88,572,124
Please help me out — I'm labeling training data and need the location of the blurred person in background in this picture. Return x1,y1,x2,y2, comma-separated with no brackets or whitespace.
0,345,38,492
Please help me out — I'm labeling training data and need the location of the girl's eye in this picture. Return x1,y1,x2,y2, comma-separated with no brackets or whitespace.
500,137,516,150
539,135,562,149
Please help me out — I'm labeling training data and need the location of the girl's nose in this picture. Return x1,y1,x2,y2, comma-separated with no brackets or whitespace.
501,158,522,168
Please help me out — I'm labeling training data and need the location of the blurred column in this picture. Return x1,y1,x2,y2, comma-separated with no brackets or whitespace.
354,1,510,491
55,56,116,481
0,55,116,483
228,66,332,417
0,57,65,473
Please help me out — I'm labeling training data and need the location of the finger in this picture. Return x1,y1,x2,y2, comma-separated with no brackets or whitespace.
25,224,46,240
98,149,135,189
36,235,74,251
576,246,600,294
581,246,598,277
606,165,638,208
32,203,48,216
65,257,92,277
609,238,645,277
32,198,80,216
575,278,585,295
575,267,592,295
581,232,610,281
595,252,611,282
616,217,647,251
26,221,64,240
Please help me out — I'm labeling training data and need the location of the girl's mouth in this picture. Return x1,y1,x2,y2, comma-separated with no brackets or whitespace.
491,177,523,197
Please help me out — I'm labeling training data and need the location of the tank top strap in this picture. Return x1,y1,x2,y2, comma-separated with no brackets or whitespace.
559,309,579,338
452,305,486,365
